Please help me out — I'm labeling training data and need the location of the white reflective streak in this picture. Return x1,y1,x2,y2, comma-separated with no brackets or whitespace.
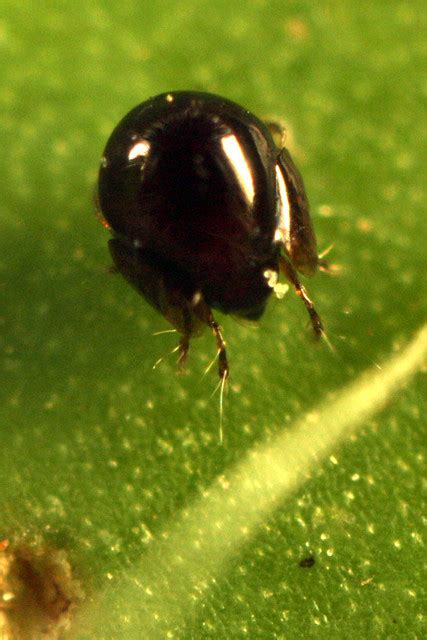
128,140,150,161
275,164,291,247
221,134,254,205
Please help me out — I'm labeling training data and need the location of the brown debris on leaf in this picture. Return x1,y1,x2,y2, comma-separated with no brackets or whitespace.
0,539,83,639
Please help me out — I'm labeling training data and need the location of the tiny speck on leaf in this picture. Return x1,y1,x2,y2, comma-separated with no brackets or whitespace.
299,555,315,568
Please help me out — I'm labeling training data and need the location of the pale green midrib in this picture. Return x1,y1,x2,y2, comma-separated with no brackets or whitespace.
71,324,427,639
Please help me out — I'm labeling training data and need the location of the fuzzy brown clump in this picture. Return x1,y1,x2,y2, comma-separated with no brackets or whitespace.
0,540,83,639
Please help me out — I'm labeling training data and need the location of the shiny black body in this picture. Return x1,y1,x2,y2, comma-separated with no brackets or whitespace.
98,91,323,378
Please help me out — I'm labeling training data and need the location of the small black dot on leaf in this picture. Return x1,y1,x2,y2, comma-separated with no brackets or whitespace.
299,555,315,568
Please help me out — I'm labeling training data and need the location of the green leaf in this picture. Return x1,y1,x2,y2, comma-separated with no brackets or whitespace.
1,1,425,638
72,326,427,638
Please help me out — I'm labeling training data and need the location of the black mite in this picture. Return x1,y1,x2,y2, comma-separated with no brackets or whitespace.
97,91,324,383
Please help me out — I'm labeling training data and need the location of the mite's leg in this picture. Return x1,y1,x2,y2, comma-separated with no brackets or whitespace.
192,297,229,443
211,319,229,380
192,298,229,380
279,255,324,339
176,313,191,374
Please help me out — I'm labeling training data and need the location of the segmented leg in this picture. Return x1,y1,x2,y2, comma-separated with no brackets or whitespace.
192,299,229,380
190,298,229,443
177,334,190,374
210,319,229,380
279,256,324,339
